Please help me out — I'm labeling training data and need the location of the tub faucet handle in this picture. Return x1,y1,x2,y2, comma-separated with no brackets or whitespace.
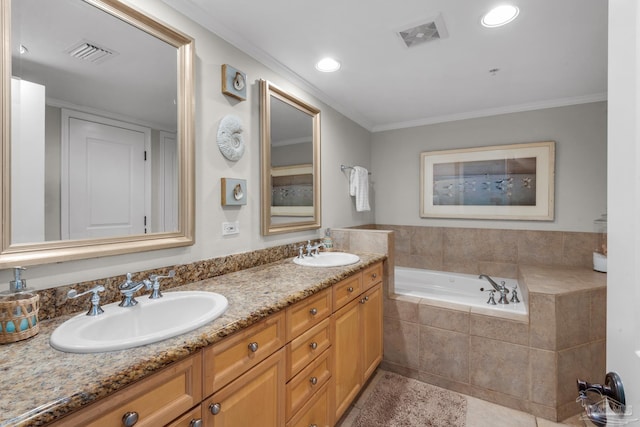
510,286,521,303
486,290,497,305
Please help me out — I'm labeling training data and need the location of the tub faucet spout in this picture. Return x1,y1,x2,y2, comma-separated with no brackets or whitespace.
479,274,509,304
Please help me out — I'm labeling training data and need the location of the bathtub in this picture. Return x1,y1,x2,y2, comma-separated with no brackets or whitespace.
394,267,527,315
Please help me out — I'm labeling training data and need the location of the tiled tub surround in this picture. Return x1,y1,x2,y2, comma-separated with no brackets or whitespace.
366,224,598,279
382,264,606,422
333,226,605,422
0,252,386,426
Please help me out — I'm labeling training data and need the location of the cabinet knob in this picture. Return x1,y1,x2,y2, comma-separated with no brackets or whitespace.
209,403,221,415
189,420,203,427
309,341,318,350
248,342,259,352
372,273,378,279
309,307,318,315
122,411,139,426
310,424,318,427
310,376,318,385
360,296,369,304
347,286,354,292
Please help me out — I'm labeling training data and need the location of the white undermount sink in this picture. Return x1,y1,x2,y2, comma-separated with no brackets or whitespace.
293,252,360,267
50,291,228,353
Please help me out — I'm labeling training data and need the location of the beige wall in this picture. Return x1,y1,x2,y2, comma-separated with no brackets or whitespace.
371,102,607,232
2,0,374,290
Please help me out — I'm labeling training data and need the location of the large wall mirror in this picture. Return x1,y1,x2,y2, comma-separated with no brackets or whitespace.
0,0,195,267
260,80,321,235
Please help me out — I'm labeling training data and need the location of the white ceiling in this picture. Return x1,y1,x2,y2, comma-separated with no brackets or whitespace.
164,0,607,132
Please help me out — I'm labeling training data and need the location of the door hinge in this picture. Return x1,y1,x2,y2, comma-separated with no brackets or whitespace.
144,150,147,161
144,216,147,234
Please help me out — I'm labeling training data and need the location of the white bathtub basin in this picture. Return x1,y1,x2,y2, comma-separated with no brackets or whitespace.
50,291,228,353
293,252,360,267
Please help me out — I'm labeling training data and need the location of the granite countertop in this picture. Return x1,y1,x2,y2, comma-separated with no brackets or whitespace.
0,252,385,427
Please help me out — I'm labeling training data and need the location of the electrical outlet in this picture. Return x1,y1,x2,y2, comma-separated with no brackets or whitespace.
222,221,239,236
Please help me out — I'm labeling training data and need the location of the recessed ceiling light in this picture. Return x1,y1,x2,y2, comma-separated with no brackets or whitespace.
315,57,341,72
481,5,519,28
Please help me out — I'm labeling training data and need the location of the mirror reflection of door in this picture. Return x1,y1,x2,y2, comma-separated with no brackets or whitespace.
63,111,149,240
10,0,179,245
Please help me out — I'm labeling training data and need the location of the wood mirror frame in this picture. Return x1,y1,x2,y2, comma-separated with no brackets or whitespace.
260,80,321,235
0,0,195,268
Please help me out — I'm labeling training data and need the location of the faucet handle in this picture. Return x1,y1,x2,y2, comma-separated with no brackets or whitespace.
146,270,175,299
67,285,105,316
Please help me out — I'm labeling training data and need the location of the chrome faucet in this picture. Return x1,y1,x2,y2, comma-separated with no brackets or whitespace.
479,274,509,304
118,273,146,307
144,270,175,299
305,240,325,256
67,285,105,316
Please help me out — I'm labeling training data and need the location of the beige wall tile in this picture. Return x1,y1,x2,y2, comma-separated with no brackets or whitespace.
469,336,530,399
349,230,389,253
517,231,564,266
379,360,420,380
384,295,420,322
442,260,481,275
529,402,559,422
383,317,420,369
468,385,531,415
419,325,469,383
529,293,557,350
470,314,529,346
443,227,487,263
557,343,600,407
530,348,557,406
419,303,470,333
477,262,519,279
556,291,591,349
562,232,598,268
417,371,472,396
589,288,606,341
410,226,443,258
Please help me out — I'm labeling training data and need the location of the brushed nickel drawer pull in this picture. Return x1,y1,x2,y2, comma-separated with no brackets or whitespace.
309,341,318,350
209,403,221,415
122,411,139,426
309,307,318,315
310,376,318,385
248,342,259,352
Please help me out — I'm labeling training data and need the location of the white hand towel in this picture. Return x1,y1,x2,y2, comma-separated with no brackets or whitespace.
349,166,370,212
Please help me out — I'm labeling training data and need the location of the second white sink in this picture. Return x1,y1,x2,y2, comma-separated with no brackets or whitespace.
293,252,360,267
50,291,228,353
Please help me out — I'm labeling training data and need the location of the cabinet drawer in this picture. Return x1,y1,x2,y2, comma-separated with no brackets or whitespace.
286,288,331,341
286,381,331,427
362,262,383,291
51,353,202,427
167,405,202,427
286,348,332,421
332,274,362,311
204,311,286,396
287,317,332,380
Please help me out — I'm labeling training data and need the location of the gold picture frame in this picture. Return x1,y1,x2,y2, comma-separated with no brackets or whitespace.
420,141,555,220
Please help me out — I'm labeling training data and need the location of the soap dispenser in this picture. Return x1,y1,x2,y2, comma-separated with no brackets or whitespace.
10,267,28,293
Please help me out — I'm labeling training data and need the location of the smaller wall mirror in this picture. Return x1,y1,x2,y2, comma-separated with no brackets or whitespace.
260,80,321,235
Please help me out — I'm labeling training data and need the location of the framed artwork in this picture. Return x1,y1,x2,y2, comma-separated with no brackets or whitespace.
420,141,555,220
271,164,314,217
221,178,247,206
221,64,247,101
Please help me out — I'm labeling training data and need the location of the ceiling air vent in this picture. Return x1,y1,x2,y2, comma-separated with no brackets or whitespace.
66,40,117,63
396,14,449,48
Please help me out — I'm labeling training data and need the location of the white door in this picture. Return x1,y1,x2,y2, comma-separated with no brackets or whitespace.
62,111,150,240
158,131,178,233
608,1,640,425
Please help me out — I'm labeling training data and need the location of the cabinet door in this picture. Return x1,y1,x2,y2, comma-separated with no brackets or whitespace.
361,283,383,382
203,348,285,427
332,298,362,421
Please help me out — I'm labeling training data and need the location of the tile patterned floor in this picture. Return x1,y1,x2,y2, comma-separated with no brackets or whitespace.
336,370,591,427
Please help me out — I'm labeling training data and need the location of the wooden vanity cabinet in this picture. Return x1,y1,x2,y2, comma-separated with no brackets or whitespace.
50,353,202,427
47,261,383,427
